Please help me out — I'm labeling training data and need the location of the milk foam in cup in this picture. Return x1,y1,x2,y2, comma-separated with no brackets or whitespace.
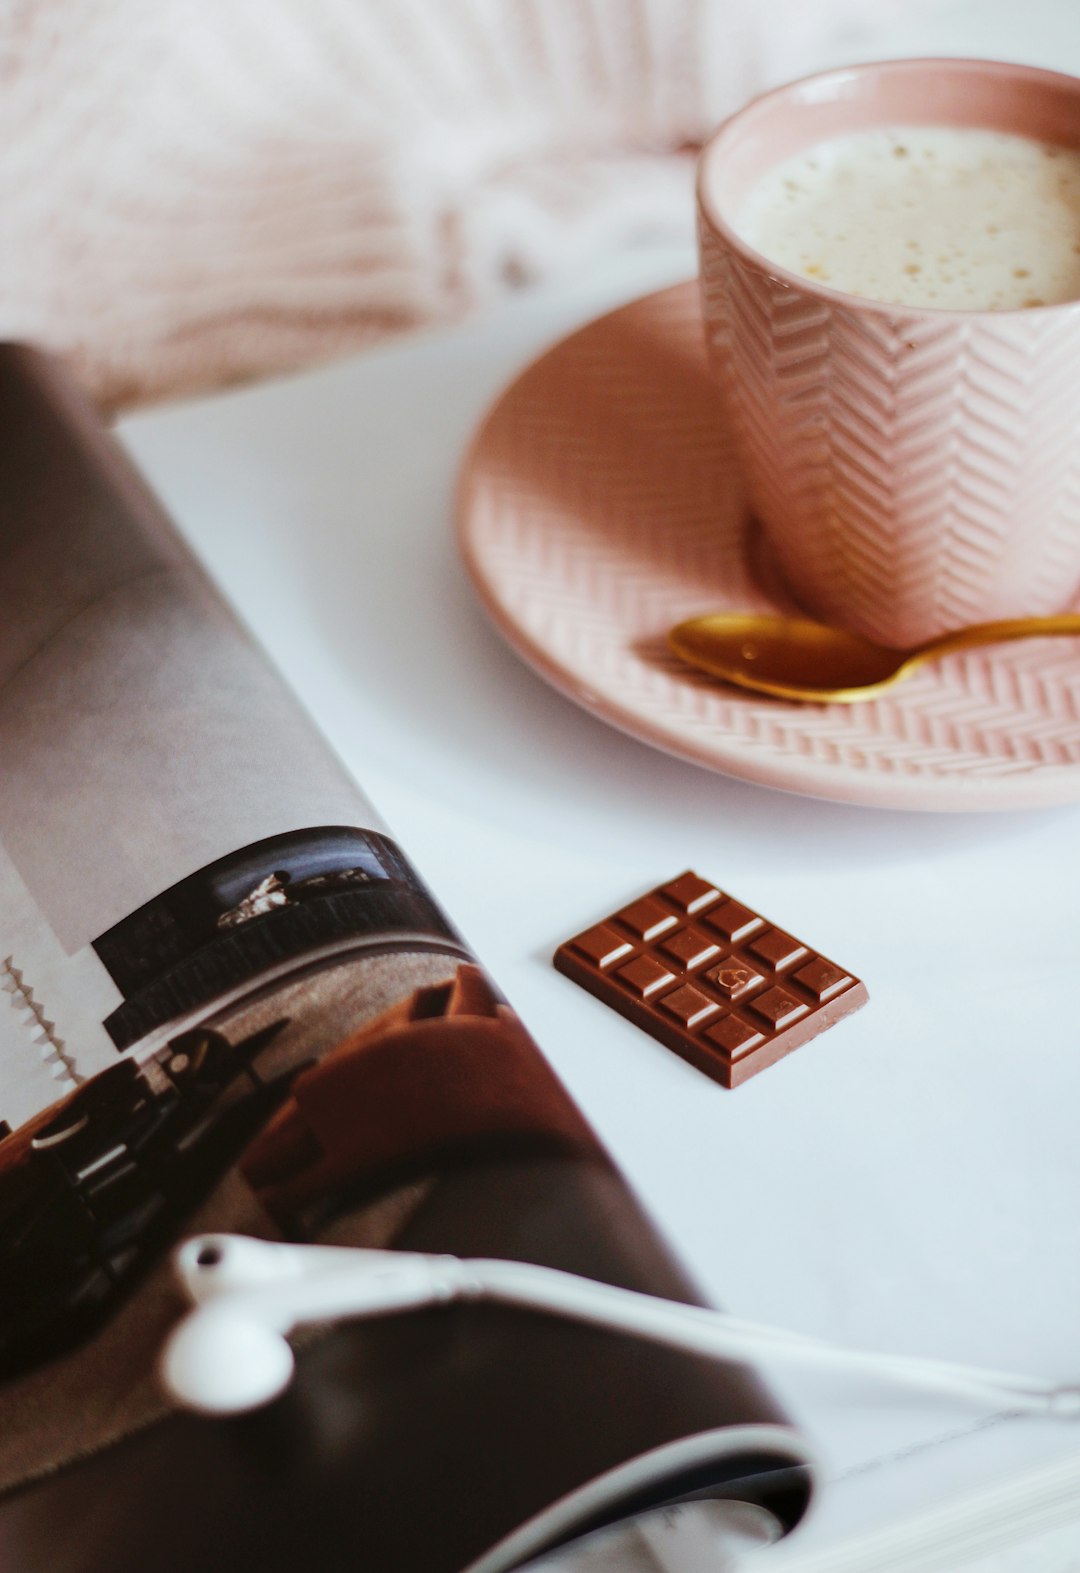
735,126,1080,312
695,60,1080,648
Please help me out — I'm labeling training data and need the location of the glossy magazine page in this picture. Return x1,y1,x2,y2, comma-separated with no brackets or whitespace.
0,345,811,1572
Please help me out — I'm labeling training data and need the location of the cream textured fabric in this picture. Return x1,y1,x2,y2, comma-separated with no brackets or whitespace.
0,0,911,407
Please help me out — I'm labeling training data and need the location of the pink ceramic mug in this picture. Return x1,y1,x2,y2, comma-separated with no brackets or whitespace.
697,59,1080,649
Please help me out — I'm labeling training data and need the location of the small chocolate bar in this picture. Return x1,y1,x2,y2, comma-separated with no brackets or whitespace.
554,872,867,1088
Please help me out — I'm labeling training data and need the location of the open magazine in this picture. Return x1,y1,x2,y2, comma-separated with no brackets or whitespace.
0,344,816,1571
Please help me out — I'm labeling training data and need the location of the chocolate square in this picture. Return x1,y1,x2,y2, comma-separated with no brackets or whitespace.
703,899,763,943
748,929,808,971
659,928,720,970
554,871,867,1088
704,958,765,1002
794,957,852,1002
704,1015,765,1061
659,985,720,1030
748,986,807,1031
572,923,634,969
615,955,676,998
659,873,721,915
615,896,678,942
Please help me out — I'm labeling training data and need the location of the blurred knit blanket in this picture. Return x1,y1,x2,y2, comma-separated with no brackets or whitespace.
0,0,920,408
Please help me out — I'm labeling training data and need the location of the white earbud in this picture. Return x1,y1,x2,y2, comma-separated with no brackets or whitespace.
161,1234,469,1414
161,1233,1080,1422
162,1306,296,1416
174,1233,383,1303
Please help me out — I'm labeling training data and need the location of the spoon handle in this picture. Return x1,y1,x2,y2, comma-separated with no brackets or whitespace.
910,614,1080,667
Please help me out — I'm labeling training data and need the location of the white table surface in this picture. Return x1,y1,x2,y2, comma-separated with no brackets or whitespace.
116,4,1080,1565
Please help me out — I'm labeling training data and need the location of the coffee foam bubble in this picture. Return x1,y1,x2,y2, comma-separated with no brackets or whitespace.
735,126,1080,311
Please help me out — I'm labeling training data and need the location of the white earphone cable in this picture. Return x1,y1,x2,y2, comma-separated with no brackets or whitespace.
460,1257,1080,1418
163,1236,1080,1420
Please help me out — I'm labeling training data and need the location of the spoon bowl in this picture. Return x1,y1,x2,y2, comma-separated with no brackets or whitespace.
668,612,1080,704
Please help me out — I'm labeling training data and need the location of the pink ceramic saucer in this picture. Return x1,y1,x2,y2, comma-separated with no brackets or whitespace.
456,283,1080,812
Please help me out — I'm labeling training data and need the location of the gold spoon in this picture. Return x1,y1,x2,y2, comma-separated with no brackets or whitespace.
668,612,1080,704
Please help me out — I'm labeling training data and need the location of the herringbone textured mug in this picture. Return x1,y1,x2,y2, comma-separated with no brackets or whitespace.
698,60,1080,649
